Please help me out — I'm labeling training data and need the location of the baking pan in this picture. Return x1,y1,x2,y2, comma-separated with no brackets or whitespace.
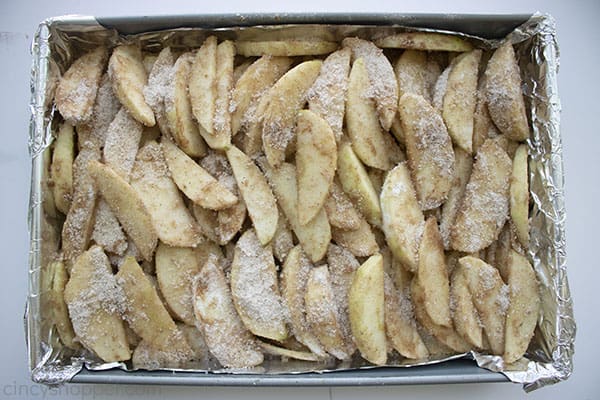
27,13,572,390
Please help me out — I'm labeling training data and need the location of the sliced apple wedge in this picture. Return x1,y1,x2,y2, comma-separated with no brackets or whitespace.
327,244,360,356
226,146,278,245
50,122,75,214
337,141,382,227
345,57,391,170
472,73,501,154
343,37,398,131
92,198,127,255
143,46,174,137
189,36,217,136
305,265,352,360
417,217,452,327
450,137,512,253
64,246,130,362
230,230,288,341
375,32,473,52
323,179,362,231
88,160,157,261
504,250,539,363
450,265,484,348
439,147,473,249
116,256,193,362
56,46,107,124
236,39,338,56
399,93,455,210
262,161,331,262
259,341,320,361
130,142,200,248
510,144,529,248
380,162,425,273
231,55,293,135
308,48,351,142
394,49,430,102
459,256,509,355
484,42,529,141
442,50,482,154
280,245,327,357
192,254,264,368
103,107,143,180
383,272,429,359
62,146,100,261
432,64,451,112
108,45,155,126
199,151,247,244
48,260,79,349
161,137,237,210
296,110,337,225
165,52,207,157
411,279,472,353
262,60,322,167
207,40,235,150
348,253,386,365
156,243,205,326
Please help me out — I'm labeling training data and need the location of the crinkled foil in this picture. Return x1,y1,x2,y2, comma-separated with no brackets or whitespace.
26,13,574,392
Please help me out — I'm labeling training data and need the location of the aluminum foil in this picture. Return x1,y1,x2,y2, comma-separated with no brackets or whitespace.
26,13,574,392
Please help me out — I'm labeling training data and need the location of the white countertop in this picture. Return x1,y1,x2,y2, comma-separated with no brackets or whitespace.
1,0,597,398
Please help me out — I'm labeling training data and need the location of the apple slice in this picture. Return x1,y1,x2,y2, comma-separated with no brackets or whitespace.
192,254,264,368
189,36,217,136
162,137,237,210
109,45,155,126
230,230,288,341
130,142,200,248
485,42,529,141
56,46,107,124
345,57,391,170
442,50,482,154
348,253,386,365
417,217,452,327
296,110,337,225
236,40,338,56
88,160,157,261
510,144,529,248
226,146,278,245
337,141,382,227
375,33,473,52
262,161,331,262
261,60,322,167
459,256,509,355
64,246,130,362
380,162,424,272
343,37,397,131
504,250,539,363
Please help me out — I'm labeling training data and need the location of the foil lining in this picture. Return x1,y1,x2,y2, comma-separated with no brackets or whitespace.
26,13,574,391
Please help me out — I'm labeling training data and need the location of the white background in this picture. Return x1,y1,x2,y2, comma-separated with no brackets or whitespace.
1,0,598,399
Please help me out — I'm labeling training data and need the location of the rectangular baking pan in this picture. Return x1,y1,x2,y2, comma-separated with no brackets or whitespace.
33,13,532,386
